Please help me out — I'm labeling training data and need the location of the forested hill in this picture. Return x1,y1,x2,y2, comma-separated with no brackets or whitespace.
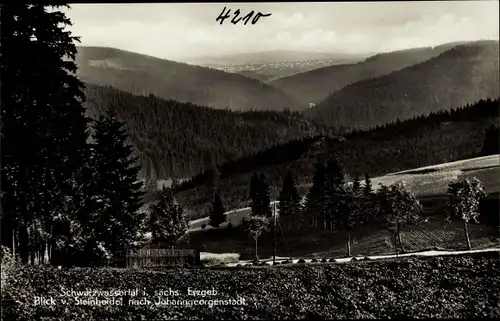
83,84,331,179
306,41,499,129
269,41,467,105
173,98,499,218
75,46,303,111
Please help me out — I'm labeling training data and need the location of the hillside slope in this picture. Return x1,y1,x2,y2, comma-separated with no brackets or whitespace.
306,41,499,129
270,41,471,105
83,84,330,179
75,46,302,111
172,98,499,218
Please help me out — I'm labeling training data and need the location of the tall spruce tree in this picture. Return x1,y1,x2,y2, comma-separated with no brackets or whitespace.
278,170,300,217
344,185,362,257
249,173,272,217
304,162,327,228
324,158,346,230
352,176,361,193
363,174,373,196
209,191,226,228
90,107,146,264
362,173,375,225
1,4,92,264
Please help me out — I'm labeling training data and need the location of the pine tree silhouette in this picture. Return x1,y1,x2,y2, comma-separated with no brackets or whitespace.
278,170,300,217
209,191,226,228
324,158,346,230
90,106,146,264
304,162,327,228
249,173,272,217
1,4,91,265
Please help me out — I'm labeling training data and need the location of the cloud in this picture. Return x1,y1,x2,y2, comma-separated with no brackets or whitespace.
64,2,499,60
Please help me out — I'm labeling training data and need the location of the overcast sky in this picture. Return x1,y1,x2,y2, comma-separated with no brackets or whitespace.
64,1,499,61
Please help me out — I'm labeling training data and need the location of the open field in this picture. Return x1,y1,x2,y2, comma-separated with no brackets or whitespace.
2,251,499,320
183,213,499,260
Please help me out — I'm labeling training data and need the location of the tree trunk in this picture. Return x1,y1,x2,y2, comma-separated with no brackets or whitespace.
396,221,404,253
19,225,29,264
464,221,471,250
12,228,16,260
347,232,352,257
255,238,258,260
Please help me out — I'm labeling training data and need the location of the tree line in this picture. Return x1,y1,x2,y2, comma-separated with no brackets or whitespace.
229,161,488,259
0,4,188,267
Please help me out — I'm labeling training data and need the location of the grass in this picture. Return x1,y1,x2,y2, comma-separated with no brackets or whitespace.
180,211,499,261
200,252,240,266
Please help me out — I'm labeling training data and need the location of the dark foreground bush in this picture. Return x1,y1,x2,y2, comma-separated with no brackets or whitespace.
2,252,499,320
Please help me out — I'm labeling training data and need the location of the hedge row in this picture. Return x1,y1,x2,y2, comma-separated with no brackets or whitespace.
2,252,499,320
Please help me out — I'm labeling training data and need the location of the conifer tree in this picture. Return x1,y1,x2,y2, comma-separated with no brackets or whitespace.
343,185,363,256
209,191,226,228
148,187,190,248
278,170,301,217
90,107,146,263
352,176,361,194
362,173,375,225
363,174,373,196
304,162,327,228
1,4,91,264
249,173,272,217
323,158,346,230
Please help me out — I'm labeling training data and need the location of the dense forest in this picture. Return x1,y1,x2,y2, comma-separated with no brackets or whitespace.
270,41,466,105
76,46,303,112
83,84,331,179
306,41,499,129
173,98,499,218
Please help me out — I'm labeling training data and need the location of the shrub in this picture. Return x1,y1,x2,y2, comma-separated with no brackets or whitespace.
321,258,328,263
311,258,318,263
297,259,306,264
329,258,336,262
201,224,207,229
1,246,17,293
2,252,499,320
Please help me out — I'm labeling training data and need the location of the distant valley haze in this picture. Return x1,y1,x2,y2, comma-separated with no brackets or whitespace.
65,2,498,63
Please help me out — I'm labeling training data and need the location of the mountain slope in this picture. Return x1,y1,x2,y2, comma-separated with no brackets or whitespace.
306,41,499,129
270,41,471,105
75,46,302,111
172,98,499,218
83,84,330,180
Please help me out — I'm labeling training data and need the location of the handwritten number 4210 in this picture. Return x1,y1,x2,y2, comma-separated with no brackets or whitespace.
216,7,271,25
